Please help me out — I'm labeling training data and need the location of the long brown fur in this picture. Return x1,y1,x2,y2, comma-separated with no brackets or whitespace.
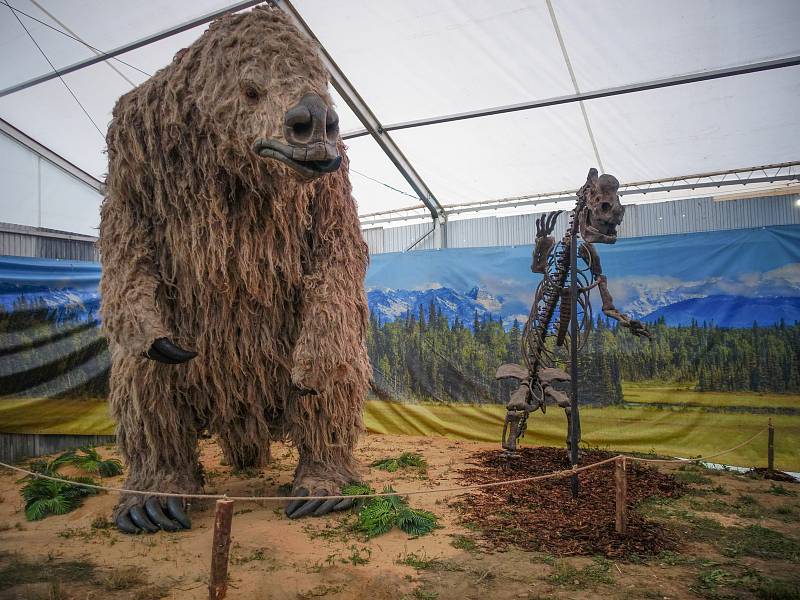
98,7,370,516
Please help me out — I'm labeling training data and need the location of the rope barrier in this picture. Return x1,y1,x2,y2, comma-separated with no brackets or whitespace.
0,427,768,503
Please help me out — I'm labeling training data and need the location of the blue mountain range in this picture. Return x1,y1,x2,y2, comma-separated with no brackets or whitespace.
368,286,512,329
368,286,800,330
641,295,800,328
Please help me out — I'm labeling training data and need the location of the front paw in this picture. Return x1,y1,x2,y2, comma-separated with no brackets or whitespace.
285,484,354,519
628,320,653,339
115,496,191,534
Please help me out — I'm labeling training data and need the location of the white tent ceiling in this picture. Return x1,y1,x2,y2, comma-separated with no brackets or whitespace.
1,0,798,220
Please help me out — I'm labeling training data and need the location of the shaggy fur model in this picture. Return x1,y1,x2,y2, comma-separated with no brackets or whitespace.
99,7,370,531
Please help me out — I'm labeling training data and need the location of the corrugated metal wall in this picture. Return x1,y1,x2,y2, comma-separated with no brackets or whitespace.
364,193,800,254
3,193,798,260
0,223,98,261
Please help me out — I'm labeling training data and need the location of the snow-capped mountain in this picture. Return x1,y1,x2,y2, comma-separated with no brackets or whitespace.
641,295,800,328
368,287,505,329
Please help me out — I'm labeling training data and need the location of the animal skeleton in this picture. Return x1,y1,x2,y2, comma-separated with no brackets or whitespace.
496,169,652,453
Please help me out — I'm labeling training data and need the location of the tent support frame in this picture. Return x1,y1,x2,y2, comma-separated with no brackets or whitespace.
274,0,447,244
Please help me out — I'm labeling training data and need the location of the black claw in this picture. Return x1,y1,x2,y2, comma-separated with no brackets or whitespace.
333,497,355,512
285,489,310,517
312,498,340,517
145,498,180,532
165,497,191,529
146,338,197,364
143,345,180,364
289,498,325,519
116,513,140,534
129,505,159,533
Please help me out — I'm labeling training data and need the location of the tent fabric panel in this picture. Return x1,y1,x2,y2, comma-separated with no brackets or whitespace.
40,159,102,236
345,134,423,216
552,0,800,93
294,0,575,124
0,132,40,228
391,102,598,205
0,0,237,89
585,66,800,183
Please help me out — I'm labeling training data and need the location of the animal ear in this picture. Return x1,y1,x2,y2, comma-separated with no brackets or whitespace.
586,168,599,188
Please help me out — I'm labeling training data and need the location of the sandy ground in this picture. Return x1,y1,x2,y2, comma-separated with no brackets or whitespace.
1,433,799,600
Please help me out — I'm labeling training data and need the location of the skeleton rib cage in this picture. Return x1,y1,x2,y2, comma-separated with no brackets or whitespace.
495,169,653,454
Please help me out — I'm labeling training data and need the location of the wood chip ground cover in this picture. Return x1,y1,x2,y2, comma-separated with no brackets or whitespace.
456,447,684,557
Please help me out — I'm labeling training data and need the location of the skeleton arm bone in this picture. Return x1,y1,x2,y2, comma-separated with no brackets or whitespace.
597,274,652,338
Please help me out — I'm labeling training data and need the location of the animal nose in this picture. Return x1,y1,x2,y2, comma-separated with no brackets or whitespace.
283,93,339,148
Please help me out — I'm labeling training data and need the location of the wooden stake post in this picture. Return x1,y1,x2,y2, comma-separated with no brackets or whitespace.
614,457,627,534
768,418,775,472
209,499,234,600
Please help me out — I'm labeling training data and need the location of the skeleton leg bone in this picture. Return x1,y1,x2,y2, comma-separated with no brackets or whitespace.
597,275,653,338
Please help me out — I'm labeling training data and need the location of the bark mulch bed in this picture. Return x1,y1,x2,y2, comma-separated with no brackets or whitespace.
454,447,684,558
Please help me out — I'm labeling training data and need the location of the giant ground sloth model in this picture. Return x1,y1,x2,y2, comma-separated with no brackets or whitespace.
99,7,370,533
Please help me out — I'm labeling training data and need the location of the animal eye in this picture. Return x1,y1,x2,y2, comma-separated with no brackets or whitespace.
601,202,611,211
244,86,259,101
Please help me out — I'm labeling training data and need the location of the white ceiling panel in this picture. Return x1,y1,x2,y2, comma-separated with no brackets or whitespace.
552,0,800,92
585,67,800,182
294,0,574,125
392,102,597,205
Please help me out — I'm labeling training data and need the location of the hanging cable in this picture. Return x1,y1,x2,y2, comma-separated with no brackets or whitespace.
2,1,151,79
4,0,105,139
350,168,422,201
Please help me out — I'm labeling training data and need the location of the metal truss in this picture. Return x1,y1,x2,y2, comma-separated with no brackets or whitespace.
359,162,800,225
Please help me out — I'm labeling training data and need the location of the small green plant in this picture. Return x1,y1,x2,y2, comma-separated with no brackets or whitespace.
371,453,427,473
344,545,371,566
674,469,712,485
691,568,733,594
67,447,123,477
450,535,478,551
355,486,438,538
754,577,800,599
767,484,797,497
18,450,104,521
721,525,800,561
101,567,145,591
19,475,98,521
548,557,613,588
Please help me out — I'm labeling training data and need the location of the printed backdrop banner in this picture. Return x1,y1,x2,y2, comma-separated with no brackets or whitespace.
1,226,799,469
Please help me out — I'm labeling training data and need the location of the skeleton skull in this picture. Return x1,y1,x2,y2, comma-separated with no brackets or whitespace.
579,170,624,244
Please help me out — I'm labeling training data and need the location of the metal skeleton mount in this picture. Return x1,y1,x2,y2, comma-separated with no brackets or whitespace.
496,168,653,453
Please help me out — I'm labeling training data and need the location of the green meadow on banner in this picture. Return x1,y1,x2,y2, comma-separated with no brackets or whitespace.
1,226,799,469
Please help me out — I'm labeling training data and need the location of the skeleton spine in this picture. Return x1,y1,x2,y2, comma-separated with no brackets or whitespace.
526,199,585,372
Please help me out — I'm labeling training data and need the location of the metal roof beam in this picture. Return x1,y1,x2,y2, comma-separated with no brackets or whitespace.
358,162,800,224
274,0,445,223
0,0,265,99
343,55,800,139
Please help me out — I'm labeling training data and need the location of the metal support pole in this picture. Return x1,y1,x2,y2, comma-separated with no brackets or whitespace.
569,229,580,498
208,499,234,600
432,215,448,249
614,456,628,534
768,418,775,471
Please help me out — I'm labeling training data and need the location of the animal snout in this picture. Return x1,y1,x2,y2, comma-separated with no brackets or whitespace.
283,93,339,160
